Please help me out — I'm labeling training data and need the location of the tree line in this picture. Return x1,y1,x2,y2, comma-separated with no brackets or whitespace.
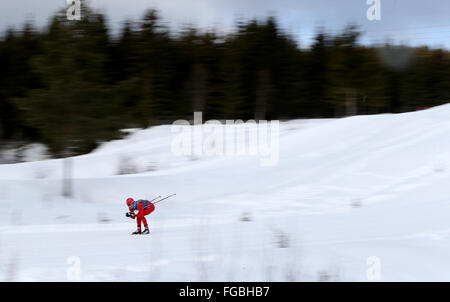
1,5,449,157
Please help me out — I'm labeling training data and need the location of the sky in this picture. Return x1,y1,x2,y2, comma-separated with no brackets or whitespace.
1,0,450,49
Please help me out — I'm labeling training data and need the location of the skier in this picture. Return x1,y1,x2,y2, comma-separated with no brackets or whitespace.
126,197,155,235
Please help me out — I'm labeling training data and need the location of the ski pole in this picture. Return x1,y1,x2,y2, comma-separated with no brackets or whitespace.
149,195,161,203
152,193,176,204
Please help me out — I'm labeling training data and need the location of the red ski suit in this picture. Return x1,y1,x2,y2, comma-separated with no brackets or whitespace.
130,202,155,230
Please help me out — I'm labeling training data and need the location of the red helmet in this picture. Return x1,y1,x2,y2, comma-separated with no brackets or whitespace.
126,198,134,206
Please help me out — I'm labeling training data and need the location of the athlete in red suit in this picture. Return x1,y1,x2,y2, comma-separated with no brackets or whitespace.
126,198,155,234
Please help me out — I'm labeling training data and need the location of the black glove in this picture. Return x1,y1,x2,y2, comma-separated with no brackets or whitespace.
126,212,136,218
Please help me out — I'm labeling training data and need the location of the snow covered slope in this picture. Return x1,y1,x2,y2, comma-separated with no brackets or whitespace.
1,105,450,281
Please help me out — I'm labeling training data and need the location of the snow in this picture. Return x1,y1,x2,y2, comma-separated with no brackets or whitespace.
1,105,450,281
0,143,49,164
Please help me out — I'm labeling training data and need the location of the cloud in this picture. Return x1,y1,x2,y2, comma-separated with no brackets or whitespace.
1,0,450,48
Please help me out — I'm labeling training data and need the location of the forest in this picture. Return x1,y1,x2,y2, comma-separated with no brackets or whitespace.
0,5,449,157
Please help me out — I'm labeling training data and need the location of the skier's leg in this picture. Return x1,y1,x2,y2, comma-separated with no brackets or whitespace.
149,203,155,214
142,216,148,229
137,210,148,230
136,216,142,232
142,207,152,230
